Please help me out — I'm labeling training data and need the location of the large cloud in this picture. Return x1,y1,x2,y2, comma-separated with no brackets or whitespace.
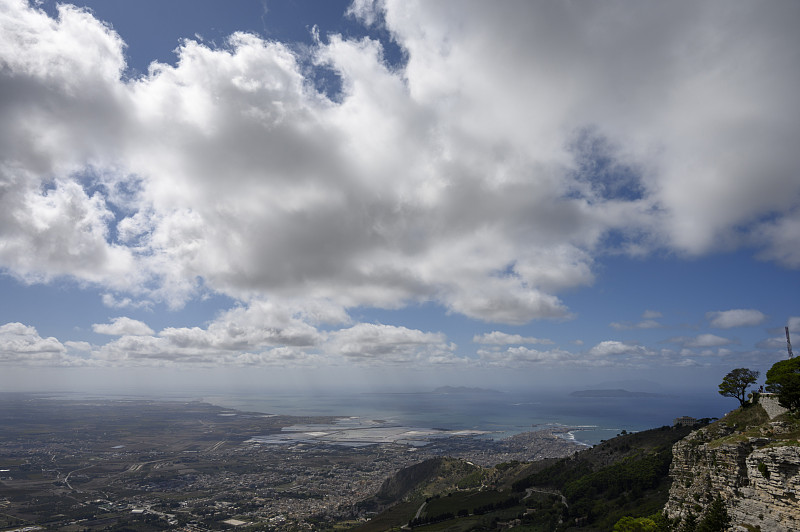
372,0,800,254
95,299,331,364
0,1,135,286
89,300,462,367
0,0,798,329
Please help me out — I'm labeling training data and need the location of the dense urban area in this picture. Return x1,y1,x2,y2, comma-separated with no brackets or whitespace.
0,394,579,531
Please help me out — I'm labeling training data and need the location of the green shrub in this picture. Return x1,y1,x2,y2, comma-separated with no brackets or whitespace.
757,462,770,479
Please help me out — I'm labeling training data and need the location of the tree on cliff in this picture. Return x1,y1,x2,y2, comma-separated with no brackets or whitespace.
765,356,800,410
718,368,760,407
612,515,659,531
613,514,671,531
696,495,730,532
678,512,697,532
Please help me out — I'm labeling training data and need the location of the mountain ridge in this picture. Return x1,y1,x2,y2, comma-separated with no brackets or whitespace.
570,388,666,398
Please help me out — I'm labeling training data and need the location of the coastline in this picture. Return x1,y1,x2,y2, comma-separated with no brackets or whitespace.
200,392,630,447
18,388,732,448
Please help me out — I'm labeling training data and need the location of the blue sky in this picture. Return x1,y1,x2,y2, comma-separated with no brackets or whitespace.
0,0,798,395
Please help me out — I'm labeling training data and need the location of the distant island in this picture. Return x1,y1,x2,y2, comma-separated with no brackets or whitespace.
570,388,664,398
433,386,501,395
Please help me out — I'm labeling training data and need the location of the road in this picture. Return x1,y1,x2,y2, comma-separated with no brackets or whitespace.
413,500,427,520
63,465,96,490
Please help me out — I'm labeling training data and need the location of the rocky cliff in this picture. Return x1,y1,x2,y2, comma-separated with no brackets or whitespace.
665,403,800,531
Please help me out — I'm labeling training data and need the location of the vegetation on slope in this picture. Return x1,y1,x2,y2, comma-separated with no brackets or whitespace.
349,424,702,531
697,401,800,450
512,425,700,530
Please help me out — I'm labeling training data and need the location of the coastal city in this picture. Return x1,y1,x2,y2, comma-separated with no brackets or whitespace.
0,394,580,531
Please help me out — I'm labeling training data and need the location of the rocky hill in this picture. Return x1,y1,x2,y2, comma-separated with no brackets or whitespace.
349,424,697,531
346,401,800,531
665,400,800,531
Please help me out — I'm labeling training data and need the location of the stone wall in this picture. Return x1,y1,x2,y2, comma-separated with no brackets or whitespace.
759,395,789,420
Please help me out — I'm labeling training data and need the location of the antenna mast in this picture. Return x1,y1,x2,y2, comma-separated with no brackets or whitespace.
787,326,794,358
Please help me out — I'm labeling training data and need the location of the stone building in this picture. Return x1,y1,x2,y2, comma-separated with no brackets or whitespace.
672,416,697,427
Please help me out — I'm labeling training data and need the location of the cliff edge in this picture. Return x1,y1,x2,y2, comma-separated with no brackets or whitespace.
665,401,800,531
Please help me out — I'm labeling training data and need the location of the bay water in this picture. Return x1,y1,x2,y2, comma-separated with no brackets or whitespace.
203,389,733,446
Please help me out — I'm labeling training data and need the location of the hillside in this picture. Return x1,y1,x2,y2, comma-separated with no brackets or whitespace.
344,397,800,532
347,424,700,531
511,424,700,530
357,458,482,514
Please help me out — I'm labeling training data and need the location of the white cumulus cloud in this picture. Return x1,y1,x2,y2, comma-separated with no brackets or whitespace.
477,346,573,367
327,323,458,365
472,331,554,345
668,334,736,348
0,322,73,365
92,317,154,336
706,309,766,329
588,341,653,358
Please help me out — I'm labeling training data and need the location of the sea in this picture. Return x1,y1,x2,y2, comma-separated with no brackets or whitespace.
201,389,733,447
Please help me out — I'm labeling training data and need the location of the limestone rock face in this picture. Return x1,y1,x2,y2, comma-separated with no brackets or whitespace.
665,424,800,532
738,446,800,531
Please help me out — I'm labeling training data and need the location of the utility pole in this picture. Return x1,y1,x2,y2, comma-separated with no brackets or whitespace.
787,326,794,358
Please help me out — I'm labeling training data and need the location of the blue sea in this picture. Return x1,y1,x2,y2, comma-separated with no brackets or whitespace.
202,390,732,446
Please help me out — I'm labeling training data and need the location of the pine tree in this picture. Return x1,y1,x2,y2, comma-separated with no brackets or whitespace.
718,368,759,407
678,512,697,532
696,496,730,532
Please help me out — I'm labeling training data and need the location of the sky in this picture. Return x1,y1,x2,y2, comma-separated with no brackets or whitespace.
0,0,798,396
